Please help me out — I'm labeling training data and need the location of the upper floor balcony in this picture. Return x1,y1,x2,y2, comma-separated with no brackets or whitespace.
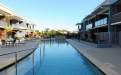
95,17,107,27
86,23,92,30
111,12,121,23
12,23,19,28
0,21,8,27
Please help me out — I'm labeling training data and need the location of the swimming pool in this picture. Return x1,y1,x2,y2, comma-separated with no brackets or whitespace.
0,40,104,75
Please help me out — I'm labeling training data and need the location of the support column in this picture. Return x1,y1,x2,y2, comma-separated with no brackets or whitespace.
5,16,11,39
5,16,10,27
83,19,86,34
108,5,117,32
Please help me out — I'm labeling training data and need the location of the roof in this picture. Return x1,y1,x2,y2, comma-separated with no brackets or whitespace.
75,23,81,25
0,3,13,15
84,0,109,20
9,13,23,21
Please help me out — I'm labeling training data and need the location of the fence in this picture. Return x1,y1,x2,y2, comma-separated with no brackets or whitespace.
96,32,110,44
98,32,121,46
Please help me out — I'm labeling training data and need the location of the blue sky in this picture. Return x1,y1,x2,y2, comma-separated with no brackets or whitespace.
0,0,105,31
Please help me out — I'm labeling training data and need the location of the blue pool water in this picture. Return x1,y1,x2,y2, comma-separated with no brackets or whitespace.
0,40,104,75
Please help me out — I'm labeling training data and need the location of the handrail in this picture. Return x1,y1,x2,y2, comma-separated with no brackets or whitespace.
0,48,35,56
0,45,45,75
0,46,44,56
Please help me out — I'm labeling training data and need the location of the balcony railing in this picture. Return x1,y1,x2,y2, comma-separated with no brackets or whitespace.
86,23,92,30
12,24,19,28
95,17,107,27
0,21,8,26
111,12,121,23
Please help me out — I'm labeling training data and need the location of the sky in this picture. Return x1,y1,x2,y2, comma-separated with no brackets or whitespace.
0,0,105,31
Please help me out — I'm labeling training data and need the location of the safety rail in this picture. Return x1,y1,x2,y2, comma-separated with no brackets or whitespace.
0,45,45,75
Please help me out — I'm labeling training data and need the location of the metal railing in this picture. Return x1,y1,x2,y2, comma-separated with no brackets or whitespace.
0,45,45,75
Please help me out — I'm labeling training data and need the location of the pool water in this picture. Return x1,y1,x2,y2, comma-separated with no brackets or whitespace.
0,40,104,75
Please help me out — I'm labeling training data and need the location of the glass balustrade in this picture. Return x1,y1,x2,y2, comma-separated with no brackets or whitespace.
95,17,107,27
0,21,8,26
12,24,19,28
86,23,92,30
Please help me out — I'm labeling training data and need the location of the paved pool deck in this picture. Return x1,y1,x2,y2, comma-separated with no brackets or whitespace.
0,39,40,71
66,39,121,75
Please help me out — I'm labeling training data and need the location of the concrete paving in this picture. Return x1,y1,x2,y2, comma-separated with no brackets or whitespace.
0,39,40,71
66,39,121,75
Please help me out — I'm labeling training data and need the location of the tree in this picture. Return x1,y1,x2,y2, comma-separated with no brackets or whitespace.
62,29,67,34
45,28,49,32
35,30,40,34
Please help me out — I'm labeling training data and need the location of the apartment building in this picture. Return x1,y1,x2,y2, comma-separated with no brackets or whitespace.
0,3,36,39
79,0,121,47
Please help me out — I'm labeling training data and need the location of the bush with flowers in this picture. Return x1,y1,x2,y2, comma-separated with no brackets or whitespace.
0,30,3,38
0,30,2,35
5,26,13,38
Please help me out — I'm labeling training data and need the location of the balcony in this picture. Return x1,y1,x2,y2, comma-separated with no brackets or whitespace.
12,24,19,28
86,23,92,30
111,12,121,23
0,21,8,28
95,18,107,27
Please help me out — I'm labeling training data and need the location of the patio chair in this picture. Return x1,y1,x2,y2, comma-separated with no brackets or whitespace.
0,40,7,47
6,38,14,47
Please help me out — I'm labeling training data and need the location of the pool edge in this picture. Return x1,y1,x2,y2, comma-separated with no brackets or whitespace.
66,39,118,75
0,40,40,72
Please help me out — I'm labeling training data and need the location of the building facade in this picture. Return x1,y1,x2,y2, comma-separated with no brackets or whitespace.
79,0,121,46
0,3,36,39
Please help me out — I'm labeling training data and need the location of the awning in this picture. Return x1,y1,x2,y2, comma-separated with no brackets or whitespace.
75,23,81,26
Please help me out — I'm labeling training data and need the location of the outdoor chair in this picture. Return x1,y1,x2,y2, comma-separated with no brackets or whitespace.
0,40,8,47
6,38,14,47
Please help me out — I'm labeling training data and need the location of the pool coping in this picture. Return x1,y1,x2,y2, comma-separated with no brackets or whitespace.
66,39,119,75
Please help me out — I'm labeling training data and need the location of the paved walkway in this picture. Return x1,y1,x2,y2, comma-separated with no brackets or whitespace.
0,39,40,71
67,39,121,75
